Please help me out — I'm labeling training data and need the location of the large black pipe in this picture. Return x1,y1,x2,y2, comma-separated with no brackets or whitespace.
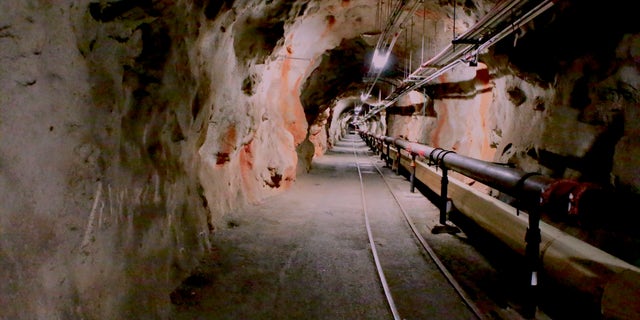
364,131,601,216
395,138,553,205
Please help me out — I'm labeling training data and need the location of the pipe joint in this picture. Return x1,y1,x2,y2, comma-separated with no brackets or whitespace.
428,148,445,166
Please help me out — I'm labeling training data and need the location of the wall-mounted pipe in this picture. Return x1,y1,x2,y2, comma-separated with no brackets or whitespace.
375,134,599,217
360,131,640,319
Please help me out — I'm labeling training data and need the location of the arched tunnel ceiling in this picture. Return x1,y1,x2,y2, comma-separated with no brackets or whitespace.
300,37,369,123
292,0,639,127
290,0,494,125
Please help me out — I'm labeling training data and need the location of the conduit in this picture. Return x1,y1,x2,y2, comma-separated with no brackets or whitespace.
362,0,556,121
360,132,640,319
364,0,423,100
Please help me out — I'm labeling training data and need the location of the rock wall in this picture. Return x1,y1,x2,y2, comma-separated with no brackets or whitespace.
1,1,213,318
386,1,640,196
0,0,389,318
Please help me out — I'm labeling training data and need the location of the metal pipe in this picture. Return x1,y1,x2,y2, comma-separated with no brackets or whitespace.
388,136,555,209
361,131,640,318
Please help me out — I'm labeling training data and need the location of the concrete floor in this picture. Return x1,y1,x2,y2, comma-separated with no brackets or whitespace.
169,135,538,320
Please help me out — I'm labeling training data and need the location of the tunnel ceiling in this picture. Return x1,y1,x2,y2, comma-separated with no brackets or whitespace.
489,1,640,85
291,0,491,124
300,37,369,124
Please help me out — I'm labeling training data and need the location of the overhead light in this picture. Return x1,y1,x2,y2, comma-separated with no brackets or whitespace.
360,92,370,102
372,49,390,70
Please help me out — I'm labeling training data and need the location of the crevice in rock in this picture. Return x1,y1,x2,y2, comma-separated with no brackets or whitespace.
242,73,259,96
507,86,526,106
265,167,282,188
234,20,284,65
203,0,233,20
89,0,154,22
216,152,230,165
170,272,214,306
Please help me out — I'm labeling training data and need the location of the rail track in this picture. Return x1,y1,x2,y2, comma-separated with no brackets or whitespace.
348,133,487,320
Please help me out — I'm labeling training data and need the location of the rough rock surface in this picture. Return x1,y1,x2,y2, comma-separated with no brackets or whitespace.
1,1,217,318
1,0,639,318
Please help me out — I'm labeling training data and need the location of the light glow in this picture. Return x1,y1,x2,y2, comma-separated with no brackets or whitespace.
372,49,390,70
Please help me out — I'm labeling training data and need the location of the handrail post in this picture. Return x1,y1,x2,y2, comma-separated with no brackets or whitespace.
524,207,542,318
410,154,417,193
439,166,449,225
385,143,391,168
394,143,400,175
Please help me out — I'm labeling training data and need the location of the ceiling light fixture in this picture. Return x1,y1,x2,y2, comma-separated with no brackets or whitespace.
372,49,390,70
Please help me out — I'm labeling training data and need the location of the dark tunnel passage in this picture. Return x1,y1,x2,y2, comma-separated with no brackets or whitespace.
1,0,639,319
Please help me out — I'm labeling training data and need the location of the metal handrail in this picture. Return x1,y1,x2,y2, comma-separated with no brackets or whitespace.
359,131,602,220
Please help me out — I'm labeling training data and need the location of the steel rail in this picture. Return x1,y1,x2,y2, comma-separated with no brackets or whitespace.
367,153,486,320
352,138,402,320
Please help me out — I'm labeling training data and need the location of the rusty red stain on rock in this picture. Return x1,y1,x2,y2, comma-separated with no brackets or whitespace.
415,9,440,19
265,167,282,188
477,66,496,161
216,152,230,165
239,139,255,199
431,101,448,147
476,67,490,85
239,142,253,170
326,15,336,27
216,126,237,166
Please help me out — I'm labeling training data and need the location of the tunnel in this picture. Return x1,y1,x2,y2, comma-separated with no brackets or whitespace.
1,0,639,319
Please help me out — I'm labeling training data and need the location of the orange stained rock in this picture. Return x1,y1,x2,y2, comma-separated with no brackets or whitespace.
279,56,308,145
476,67,496,161
216,125,237,166
415,9,441,19
281,163,296,189
430,74,449,147
239,140,256,201
321,15,336,39
431,101,448,147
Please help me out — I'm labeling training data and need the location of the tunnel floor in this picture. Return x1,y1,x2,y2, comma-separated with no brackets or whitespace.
169,135,548,320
